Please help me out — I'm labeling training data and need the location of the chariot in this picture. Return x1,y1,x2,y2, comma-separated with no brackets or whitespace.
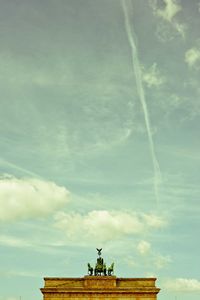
87,248,114,276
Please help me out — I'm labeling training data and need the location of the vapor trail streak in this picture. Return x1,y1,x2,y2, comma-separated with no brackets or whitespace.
0,157,42,178
121,0,161,203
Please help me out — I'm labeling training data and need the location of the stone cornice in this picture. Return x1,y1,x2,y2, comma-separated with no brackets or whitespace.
41,276,160,297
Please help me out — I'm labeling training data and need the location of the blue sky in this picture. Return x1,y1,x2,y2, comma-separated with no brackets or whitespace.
0,0,200,299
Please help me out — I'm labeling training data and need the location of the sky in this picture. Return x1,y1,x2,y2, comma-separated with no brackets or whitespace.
0,0,200,299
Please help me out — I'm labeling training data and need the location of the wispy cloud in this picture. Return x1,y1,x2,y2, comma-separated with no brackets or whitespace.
0,51,137,163
185,47,200,68
142,63,165,88
124,243,171,270
153,0,181,22
150,0,186,41
0,51,73,88
0,235,32,248
0,297,19,300
154,254,171,269
0,232,74,257
0,158,41,178
0,175,70,221
163,278,200,292
0,269,40,278
137,240,151,255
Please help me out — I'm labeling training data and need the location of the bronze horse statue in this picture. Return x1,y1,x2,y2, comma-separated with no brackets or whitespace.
87,249,114,276
108,262,114,276
87,263,93,276
94,257,107,276
94,257,104,275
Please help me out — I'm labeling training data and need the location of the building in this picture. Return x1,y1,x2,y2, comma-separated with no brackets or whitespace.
40,249,160,300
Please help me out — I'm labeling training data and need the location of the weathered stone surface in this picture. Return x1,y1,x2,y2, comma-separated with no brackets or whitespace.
41,276,160,300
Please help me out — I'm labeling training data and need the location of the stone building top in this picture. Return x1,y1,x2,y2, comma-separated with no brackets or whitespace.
41,276,160,296
40,249,160,299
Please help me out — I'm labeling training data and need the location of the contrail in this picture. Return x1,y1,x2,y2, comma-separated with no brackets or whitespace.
121,0,162,203
0,157,42,178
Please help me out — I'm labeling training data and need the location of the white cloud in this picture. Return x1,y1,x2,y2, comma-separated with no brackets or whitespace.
156,0,181,22
123,255,137,267
124,245,170,270
142,213,167,228
164,278,200,292
0,232,71,255
174,22,186,38
54,210,166,243
0,235,31,248
142,63,165,88
0,175,70,221
185,47,200,68
150,0,186,40
137,240,151,255
0,269,39,278
155,21,186,42
154,254,171,269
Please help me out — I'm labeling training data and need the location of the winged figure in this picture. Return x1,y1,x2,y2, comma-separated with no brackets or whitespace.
96,248,102,256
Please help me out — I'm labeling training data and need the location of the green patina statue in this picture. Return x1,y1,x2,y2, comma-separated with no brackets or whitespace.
108,262,114,276
87,263,93,276
87,248,114,276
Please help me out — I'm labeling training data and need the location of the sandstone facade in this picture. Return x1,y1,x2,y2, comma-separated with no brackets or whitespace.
41,276,160,300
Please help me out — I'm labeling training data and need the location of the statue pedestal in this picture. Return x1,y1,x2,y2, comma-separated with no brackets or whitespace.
84,275,117,288
41,276,160,299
